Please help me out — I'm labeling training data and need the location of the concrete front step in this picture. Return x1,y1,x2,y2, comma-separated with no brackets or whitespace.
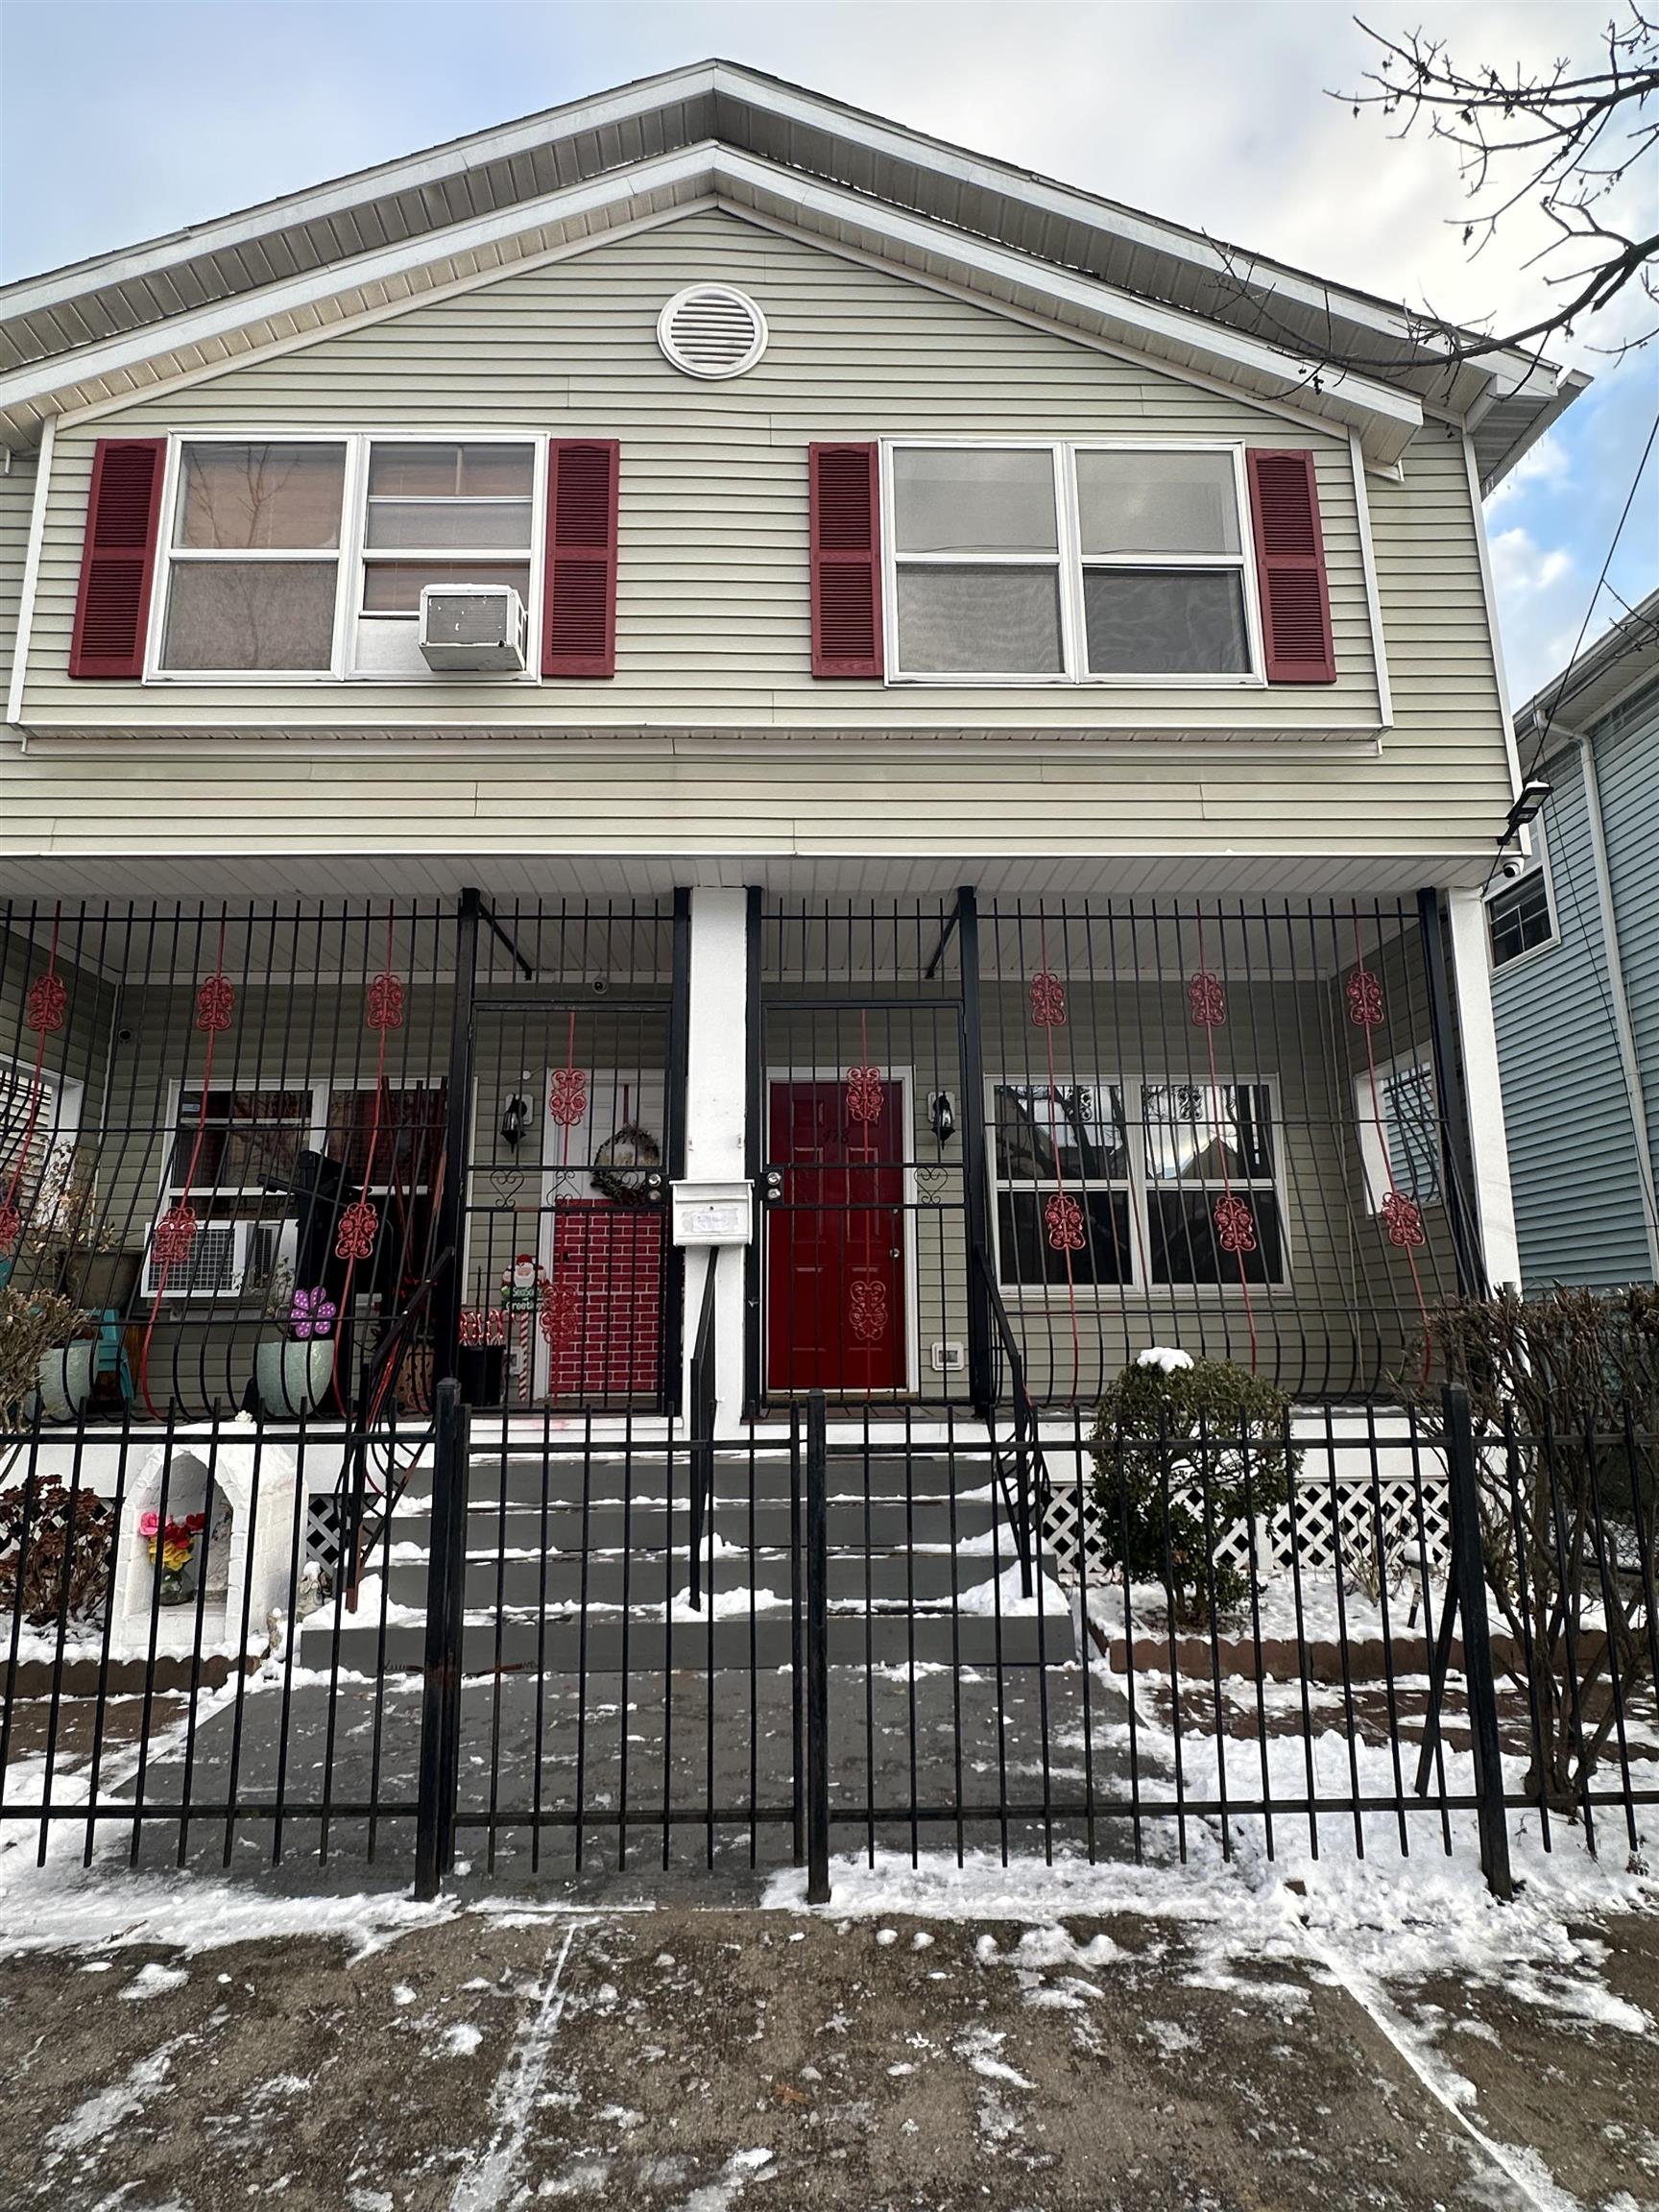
387,1541,1027,1614
393,1492,1003,1553
313,1603,1075,1674
400,1449,1008,1510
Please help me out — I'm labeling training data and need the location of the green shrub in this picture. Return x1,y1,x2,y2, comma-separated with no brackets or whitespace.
1090,1354,1298,1626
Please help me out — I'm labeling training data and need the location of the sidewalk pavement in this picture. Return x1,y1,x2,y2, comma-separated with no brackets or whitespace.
1,1885,1653,2211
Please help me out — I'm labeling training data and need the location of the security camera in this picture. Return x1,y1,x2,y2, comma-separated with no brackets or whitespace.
590,976,610,996
1499,854,1528,881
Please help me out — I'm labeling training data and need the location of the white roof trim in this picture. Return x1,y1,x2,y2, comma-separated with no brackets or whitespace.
0,58,1544,397
3,143,1422,464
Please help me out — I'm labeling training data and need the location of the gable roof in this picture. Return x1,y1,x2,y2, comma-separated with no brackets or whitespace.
0,58,1582,483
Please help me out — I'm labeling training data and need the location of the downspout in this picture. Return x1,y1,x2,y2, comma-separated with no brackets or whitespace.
1565,723,1659,1281
4,413,57,753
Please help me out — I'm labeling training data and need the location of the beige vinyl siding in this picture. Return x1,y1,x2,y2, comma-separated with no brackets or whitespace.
5,206,1513,864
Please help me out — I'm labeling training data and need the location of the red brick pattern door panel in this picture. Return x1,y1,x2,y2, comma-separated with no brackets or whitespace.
767,1078,906,1394
547,1200,661,1401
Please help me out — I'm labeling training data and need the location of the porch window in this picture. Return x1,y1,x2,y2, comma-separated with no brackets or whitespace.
153,1088,313,1297
886,441,1259,683
992,1082,1133,1286
1356,1056,1442,1214
159,443,347,671
0,1058,84,1236
150,1083,443,1299
353,442,535,674
1142,1081,1285,1285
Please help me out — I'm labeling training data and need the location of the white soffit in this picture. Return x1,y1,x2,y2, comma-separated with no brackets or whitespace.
0,146,1422,466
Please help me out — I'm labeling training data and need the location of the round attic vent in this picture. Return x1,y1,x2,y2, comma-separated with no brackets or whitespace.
657,284,768,379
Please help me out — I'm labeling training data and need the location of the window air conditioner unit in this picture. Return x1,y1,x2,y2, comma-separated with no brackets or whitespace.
418,584,528,673
144,1217,284,1301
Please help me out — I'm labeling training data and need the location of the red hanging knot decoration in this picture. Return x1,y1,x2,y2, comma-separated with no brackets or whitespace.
366,972,405,1031
0,1199,21,1256
849,1280,889,1343
1347,969,1385,1029
195,974,235,1033
541,1280,580,1352
1382,1190,1426,1250
1028,971,1067,1028
1214,1193,1257,1256
548,1067,588,1128
1188,972,1227,1028
24,973,65,1035
1044,1190,1086,1253
334,1198,379,1262
846,1066,885,1123
152,1202,200,1269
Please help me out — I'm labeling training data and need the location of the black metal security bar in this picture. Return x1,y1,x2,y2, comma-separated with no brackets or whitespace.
1,1393,1653,1887
751,894,1475,1412
0,895,677,1428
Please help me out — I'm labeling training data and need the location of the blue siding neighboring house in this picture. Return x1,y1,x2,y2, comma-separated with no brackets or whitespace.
1489,589,1659,1290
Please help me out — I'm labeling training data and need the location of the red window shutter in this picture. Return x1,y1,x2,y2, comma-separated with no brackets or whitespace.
809,444,882,678
542,440,618,678
68,438,167,679
1246,449,1335,684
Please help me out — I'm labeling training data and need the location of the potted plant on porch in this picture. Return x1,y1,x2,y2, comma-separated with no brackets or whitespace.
253,1271,339,1418
0,1284,98,1432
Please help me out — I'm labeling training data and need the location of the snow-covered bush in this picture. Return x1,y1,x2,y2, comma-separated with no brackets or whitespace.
1090,1353,1297,1627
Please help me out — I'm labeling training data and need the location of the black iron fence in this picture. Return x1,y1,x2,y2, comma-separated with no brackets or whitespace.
0,894,682,1425
2,1387,1651,1896
753,890,1480,1412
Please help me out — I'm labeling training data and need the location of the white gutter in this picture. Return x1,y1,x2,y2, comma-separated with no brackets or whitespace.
3,409,54,746
1569,723,1659,1279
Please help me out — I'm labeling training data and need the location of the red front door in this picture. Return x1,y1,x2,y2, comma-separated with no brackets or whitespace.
767,1079,906,1393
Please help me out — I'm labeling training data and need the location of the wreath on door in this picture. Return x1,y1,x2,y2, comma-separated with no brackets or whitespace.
592,1122,661,1206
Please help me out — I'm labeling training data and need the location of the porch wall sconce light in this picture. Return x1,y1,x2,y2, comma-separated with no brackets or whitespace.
499,1095,531,1151
928,1091,956,1146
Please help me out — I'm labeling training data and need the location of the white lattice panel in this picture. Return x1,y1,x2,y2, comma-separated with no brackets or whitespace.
1044,1463,1451,1592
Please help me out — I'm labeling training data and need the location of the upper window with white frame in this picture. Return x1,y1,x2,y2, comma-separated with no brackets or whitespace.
887,442,1259,684
154,436,539,679
1485,840,1556,971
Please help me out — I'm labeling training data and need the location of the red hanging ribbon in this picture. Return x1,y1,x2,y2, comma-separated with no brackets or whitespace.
1192,914,1259,1373
138,912,236,1417
1352,903,1431,1380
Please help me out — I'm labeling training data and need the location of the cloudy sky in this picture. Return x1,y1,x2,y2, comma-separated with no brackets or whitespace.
2,0,1653,704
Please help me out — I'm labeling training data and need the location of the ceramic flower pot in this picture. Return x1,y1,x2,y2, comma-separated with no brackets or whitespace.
36,1340,94,1423
254,1337,336,1418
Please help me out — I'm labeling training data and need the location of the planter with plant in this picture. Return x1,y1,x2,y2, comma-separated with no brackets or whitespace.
1408,1286,1659,1818
1090,1349,1298,1628
0,1285,98,1432
253,1279,338,1418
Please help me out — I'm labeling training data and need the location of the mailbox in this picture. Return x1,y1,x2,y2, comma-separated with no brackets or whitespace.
670,1179,754,1247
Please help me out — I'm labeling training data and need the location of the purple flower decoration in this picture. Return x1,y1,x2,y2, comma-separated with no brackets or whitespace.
289,1286,337,1341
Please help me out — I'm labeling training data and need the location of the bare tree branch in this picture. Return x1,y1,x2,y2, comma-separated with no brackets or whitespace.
1203,8,1658,383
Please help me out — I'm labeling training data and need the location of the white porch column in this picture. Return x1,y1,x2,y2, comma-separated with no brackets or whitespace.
1445,886,1522,1291
680,888,750,1426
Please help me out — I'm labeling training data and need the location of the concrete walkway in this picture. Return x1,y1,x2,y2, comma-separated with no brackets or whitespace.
3,1893,1653,2210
